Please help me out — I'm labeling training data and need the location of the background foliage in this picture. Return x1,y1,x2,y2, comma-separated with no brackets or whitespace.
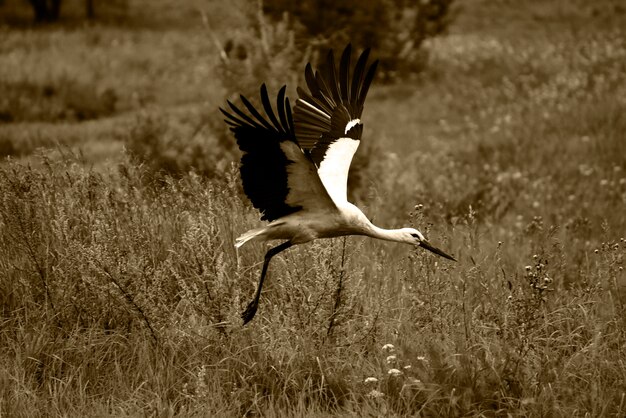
1,0,626,416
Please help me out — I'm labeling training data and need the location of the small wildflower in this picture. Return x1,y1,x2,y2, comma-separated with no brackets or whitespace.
595,249,599,254
579,164,593,176
416,356,426,362
367,389,384,399
403,365,412,370
525,265,532,271
388,368,402,377
382,343,395,352
386,355,397,364
364,377,379,384
507,295,513,301
408,377,421,384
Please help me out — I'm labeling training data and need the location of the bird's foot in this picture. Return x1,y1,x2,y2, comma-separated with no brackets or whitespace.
241,300,259,325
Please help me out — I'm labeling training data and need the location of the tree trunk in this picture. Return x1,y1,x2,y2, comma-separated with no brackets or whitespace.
28,0,62,23
50,0,61,20
85,0,95,19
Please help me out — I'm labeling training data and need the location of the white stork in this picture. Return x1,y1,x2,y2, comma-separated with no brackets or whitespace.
221,44,455,324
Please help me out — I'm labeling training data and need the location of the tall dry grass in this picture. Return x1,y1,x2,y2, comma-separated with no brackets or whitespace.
1,1,626,416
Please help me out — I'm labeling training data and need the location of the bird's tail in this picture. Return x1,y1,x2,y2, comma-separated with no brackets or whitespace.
234,227,267,249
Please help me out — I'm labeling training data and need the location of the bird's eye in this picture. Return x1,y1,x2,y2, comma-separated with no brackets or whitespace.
410,233,419,238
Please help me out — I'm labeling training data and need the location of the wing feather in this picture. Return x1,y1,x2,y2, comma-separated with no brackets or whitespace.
276,86,289,133
221,85,335,222
359,60,379,106
339,44,351,103
285,97,295,134
304,64,323,99
260,84,283,133
350,48,370,105
323,49,341,104
240,94,275,131
225,100,264,129
293,45,379,204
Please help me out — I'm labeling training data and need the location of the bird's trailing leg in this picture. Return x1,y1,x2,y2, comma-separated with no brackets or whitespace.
241,240,293,325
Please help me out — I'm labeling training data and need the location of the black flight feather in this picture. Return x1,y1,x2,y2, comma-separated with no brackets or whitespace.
359,60,379,106
240,94,275,131
339,44,351,103
276,86,289,133
220,86,302,222
350,48,370,104
294,45,379,166
285,97,295,134
225,100,264,129
260,84,283,133
323,49,341,105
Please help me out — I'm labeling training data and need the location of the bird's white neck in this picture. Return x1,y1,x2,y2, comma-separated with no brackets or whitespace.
367,224,411,244
340,202,414,245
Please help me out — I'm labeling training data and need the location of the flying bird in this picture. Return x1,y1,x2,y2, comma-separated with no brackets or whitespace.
221,44,455,325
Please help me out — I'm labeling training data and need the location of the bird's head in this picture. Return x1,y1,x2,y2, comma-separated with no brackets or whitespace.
400,228,456,261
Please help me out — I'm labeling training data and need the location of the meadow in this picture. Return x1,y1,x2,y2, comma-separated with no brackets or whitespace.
1,0,626,416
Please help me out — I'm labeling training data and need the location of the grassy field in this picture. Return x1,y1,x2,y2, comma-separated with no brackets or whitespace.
1,0,626,416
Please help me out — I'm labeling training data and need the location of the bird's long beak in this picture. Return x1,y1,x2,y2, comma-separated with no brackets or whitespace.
419,240,456,261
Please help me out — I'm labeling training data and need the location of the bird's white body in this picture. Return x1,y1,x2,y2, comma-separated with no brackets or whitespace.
235,202,423,247
221,45,454,324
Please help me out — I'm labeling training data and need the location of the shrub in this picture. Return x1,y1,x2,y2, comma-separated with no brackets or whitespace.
0,76,118,123
125,108,235,182
214,3,306,102
263,0,457,78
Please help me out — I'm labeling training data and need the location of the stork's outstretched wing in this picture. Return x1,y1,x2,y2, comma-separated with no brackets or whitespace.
220,84,336,222
294,44,379,204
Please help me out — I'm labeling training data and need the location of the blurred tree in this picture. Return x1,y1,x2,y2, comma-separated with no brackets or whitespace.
263,0,456,78
263,0,387,49
86,0,94,19
28,0,62,22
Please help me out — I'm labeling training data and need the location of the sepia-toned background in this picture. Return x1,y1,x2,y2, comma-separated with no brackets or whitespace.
1,0,625,416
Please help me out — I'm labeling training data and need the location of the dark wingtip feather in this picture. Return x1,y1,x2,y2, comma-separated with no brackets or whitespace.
220,107,241,126
276,85,290,135
219,106,231,119
350,48,371,103
260,84,283,133
304,63,319,96
314,70,336,108
324,48,341,104
358,59,379,106
226,99,262,128
339,44,352,101
285,96,294,134
294,44,379,155
240,94,274,131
